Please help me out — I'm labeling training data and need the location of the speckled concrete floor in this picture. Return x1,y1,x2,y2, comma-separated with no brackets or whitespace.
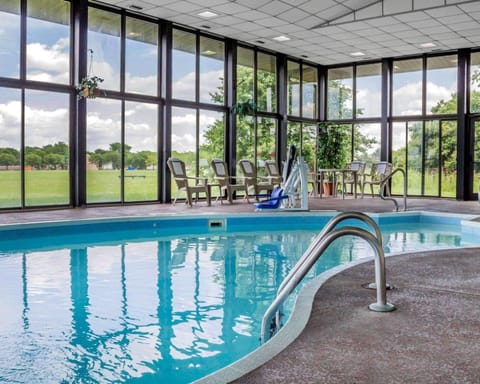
232,248,480,384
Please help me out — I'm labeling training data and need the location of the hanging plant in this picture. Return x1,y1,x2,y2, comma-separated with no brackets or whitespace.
232,98,257,118
76,49,105,100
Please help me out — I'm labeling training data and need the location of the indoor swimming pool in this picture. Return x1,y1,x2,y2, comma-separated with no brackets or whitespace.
0,211,478,383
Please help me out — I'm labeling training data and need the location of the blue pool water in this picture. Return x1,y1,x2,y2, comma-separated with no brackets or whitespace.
0,212,479,383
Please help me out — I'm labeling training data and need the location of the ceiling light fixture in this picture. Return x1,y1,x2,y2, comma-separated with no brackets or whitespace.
202,50,216,55
273,35,290,42
420,42,436,48
350,51,365,57
129,4,143,11
198,11,218,18
255,40,265,44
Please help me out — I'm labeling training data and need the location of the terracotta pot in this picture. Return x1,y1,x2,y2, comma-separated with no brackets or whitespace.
322,181,334,196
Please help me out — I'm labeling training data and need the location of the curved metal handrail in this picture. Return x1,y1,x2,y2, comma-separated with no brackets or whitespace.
379,168,407,212
260,225,395,343
277,211,382,295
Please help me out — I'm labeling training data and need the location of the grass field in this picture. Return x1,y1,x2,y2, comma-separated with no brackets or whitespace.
0,168,463,208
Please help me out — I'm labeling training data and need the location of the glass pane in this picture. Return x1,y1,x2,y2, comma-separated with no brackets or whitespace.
87,99,121,203
327,67,353,120
200,110,224,181
287,61,300,116
257,117,276,167
24,90,70,206
391,122,406,195
0,87,21,208
354,123,380,162
302,124,316,169
473,121,480,196
171,106,197,198
172,29,195,101
427,55,457,115
287,121,301,155
236,115,255,173
200,37,224,104
393,58,422,116
88,8,121,91
302,65,317,119
407,121,423,195
441,120,456,198
257,52,276,113
356,63,381,118
237,47,254,103
27,0,70,84
424,120,439,196
125,17,158,95
124,101,158,202
470,52,480,113
0,0,20,78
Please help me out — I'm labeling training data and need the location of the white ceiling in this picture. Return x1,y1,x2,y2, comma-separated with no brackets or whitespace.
96,0,480,65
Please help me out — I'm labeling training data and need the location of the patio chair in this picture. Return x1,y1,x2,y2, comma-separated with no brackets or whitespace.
238,159,274,201
361,161,393,198
264,160,282,186
338,161,366,198
167,157,210,207
211,158,249,204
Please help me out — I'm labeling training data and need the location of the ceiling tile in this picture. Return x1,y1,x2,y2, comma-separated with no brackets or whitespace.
413,0,445,11
298,0,337,14
213,2,251,15
299,15,326,29
256,17,289,28
438,13,474,25
458,1,480,12
257,1,293,16
187,0,229,6
393,11,429,22
383,0,413,15
425,5,463,17
163,1,203,13
277,7,311,23
235,10,271,21
356,2,383,20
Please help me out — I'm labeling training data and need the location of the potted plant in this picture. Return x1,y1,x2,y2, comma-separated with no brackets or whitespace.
316,122,349,195
76,75,104,99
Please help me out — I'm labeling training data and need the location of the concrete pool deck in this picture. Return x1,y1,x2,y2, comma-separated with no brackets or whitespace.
1,196,480,383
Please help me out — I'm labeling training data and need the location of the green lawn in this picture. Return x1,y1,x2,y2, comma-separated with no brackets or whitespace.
0,168,463,208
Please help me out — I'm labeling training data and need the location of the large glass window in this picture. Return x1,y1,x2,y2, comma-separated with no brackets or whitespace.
257,52,276,113
200,37,224,105
0,0,20,79
354,123,380,162
287,61,300,116
470,52,480,113
427,55,457,115
125,17,158,95
236,47,254,103
86,99,122,203
327,67,353,120
172,29,195,101
392,58,422,116
0,87,21,208
26,0,70,84
302,65,317,119
88,8,121,91
124,101,158,202
24,90,70,206
356,63,381,118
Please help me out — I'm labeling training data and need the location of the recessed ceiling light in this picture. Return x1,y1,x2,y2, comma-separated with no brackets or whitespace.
420,42,436,48
273,35,290,42
202,50,216,55
350,51,365,57
198,11,218,18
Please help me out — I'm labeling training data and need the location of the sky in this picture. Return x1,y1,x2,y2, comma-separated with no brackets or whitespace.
0,8,469,157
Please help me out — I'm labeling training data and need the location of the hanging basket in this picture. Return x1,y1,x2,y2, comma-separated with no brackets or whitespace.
76,49,104,100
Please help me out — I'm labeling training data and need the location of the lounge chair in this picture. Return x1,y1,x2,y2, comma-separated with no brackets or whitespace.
254,187,288,210
361,161,393,198
338,161,366,198
238,159,274,201
167,157,210,207
211,158,249,203
264,160,282,186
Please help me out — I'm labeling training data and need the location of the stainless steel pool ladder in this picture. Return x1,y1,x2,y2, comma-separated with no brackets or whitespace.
260,211,395,343
379,168,407,212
